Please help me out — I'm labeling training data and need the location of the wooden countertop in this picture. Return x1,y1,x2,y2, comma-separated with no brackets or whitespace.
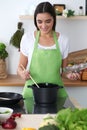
0,74,25,86
0,74,87,87
62,77,87,86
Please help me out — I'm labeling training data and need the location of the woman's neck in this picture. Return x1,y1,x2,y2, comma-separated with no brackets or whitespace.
40,31,53,38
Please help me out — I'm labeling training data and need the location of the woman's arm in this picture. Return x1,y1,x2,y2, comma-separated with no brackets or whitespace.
17,52,30,80
61,57,68,77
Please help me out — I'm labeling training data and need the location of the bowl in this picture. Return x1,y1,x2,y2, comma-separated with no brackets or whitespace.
0,107,13,122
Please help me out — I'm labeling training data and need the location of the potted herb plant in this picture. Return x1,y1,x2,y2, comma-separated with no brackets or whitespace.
0,42,8,79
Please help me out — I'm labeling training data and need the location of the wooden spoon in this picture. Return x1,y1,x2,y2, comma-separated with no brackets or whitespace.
20,64,40,88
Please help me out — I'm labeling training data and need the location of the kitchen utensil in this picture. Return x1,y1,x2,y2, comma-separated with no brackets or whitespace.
21,64,39,88
0,92,23,105
29,75,39,88
28,83,63,104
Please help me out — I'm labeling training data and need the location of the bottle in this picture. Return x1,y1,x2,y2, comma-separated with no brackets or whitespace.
79,6,83,15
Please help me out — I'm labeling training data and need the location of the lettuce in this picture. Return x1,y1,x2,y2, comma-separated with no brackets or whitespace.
55,108,87,130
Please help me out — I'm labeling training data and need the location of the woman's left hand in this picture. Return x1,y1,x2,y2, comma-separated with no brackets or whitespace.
66,72,80,80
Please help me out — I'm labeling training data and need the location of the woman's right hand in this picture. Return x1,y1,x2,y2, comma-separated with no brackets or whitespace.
17,65,30,80
21,69,30,80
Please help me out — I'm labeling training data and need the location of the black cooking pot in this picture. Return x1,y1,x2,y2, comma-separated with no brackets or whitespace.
28,83,63,104
0,92,23,106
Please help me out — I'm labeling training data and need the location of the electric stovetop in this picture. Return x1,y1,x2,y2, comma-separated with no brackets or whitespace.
0,97,75,114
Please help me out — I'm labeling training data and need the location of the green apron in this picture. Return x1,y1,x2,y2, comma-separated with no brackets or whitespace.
22,31,68,113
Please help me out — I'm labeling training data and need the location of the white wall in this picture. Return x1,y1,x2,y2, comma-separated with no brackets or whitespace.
0,0,86,74
0,0,87,108
65,87,87,108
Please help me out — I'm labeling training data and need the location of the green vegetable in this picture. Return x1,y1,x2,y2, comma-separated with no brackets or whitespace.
10,22,24,50
67,10,75,17
38,108,87,130
4,110,10,114
38,124,59,130
0,43,8,60
38,114,59,130
55,108,87,130
0,110,10,114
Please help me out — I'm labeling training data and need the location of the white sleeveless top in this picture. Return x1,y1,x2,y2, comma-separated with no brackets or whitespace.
20,31,69,68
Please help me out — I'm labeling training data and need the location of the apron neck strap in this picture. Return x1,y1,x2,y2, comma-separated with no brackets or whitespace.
34,31,59,49
34,31,40,49
53,31,59,49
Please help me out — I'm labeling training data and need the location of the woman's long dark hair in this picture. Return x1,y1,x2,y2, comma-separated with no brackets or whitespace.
34,2,56,31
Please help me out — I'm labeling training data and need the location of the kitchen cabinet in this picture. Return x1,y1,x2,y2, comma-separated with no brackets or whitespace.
0,74,25,86
19,15,87,20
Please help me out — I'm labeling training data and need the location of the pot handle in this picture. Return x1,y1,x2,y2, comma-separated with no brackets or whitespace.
57,85,63,89
27,85,34,88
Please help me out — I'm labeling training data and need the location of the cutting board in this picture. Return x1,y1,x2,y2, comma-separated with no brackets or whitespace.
68,49,87,64
0,114,55,130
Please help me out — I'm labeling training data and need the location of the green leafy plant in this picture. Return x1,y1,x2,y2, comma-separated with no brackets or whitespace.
0,43,8,60
10,22,24,51
67,10,75,17
63,9,75,17
55,108,87,130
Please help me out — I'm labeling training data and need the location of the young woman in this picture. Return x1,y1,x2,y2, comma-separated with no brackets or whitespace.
17,2,80,113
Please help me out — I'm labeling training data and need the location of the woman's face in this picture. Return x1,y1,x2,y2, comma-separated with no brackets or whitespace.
36,13,54,34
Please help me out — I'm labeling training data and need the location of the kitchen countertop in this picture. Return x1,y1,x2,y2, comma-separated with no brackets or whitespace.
62,77,87,86
0,74,25,86
0,96,81,114
0,105,82,130
0,114,52,130
0,98,81,130
0,74,87,87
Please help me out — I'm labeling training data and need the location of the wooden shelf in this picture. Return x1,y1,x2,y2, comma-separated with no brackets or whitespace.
62,77,87,87
19,15,34,20
0,74,87,87
19,15,87,20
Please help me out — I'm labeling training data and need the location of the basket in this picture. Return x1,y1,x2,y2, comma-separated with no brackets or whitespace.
0,59,7,79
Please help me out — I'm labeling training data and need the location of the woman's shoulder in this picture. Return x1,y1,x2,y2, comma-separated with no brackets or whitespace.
56,32,69,59
59,32,68,40
20,31,35,52
58,33,69,45
21,31,35,47
55,32,68,41
22,31,35,41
